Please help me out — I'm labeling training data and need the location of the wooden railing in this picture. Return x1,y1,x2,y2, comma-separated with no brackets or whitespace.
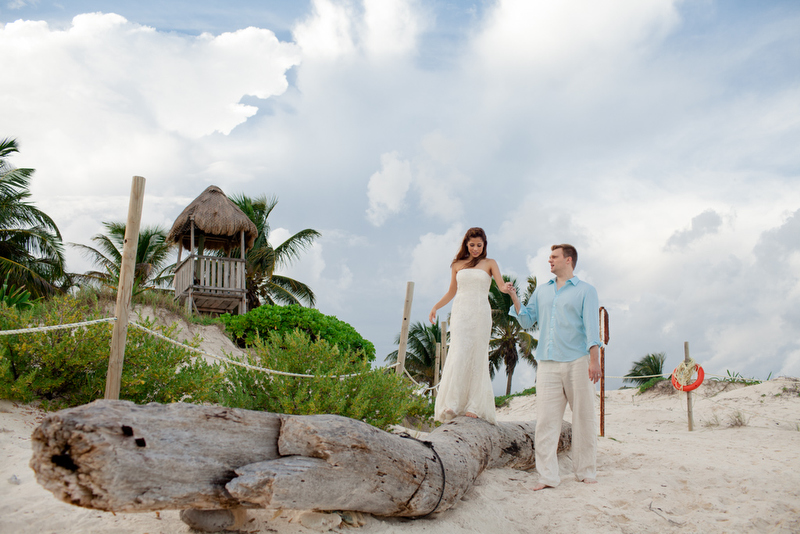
174,254,246,297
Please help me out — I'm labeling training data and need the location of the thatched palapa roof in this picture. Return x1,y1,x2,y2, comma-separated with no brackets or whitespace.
167,185,258,252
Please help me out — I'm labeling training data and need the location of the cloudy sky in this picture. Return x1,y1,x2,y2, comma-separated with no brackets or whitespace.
2,0,799,393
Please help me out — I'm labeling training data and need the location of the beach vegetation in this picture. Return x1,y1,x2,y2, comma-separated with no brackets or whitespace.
71,222,175,296
635,375,669,394
217,330,432,430
224,194,320,310
710,370,763,386
0,275,34,310
623,352,667,390
494,385,536,408
386,320,443,393
727,410,748,427
0,137,68,298
222,304,375,362
0,293,432,430
702,413,721,427
489,275,538,395
0,293,221,409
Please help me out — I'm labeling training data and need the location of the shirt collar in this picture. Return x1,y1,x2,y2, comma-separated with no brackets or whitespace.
546,276,580,286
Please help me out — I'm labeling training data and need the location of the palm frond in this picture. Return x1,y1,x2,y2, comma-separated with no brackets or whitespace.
623,352,667,385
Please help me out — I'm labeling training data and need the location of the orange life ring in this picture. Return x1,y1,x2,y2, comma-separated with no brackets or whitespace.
671,365,704,392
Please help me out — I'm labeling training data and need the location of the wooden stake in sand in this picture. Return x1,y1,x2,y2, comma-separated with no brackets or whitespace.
29,400,572,518
440,319,448,369
684,341,694,431
395,281,414,376
105,176,145,401
434,341,441,396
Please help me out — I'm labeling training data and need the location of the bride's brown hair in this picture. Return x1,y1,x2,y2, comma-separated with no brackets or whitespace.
452,227,488,269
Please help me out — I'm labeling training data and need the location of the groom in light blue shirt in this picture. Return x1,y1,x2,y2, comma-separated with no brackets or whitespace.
506,244,601,490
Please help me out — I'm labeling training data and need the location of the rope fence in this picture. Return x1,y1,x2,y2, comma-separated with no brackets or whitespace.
0,318,398,380
0,317,117,336
0,319,778,393
605,372,751,381
403,367,439,393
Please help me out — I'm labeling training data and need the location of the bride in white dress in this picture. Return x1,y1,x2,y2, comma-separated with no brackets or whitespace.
428,227,511,424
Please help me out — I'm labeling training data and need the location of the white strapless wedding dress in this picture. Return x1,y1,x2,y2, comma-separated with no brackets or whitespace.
434,268,497,424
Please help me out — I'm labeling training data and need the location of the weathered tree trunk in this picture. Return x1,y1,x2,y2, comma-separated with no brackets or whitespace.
31,400,571,517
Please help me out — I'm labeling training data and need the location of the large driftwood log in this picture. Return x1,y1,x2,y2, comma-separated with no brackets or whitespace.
31,400,571,517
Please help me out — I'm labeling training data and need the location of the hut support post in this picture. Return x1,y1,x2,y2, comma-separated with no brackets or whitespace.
395,281,414,377
240,230,246,315
187,219,195,315
105,176,145,401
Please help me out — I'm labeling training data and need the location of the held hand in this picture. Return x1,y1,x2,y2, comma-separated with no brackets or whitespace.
503,282,515,295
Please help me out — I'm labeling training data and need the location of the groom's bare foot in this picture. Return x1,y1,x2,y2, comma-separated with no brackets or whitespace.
531,483,551,491
465,412,478,418
583,478,598,485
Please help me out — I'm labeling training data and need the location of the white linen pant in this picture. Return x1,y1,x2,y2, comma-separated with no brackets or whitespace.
535,356,597,487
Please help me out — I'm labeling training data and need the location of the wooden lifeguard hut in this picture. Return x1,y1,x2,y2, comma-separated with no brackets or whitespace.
167,186,257,315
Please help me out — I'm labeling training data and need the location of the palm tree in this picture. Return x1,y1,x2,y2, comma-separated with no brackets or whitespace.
71,222,174,295
227,194,320,310
386,320,443,392
623,352,667,386
488,275,538,395
0,137,67,297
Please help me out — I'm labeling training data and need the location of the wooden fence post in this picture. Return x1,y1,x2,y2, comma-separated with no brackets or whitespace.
434,342,441,397
395,282,414,376
104,176,145,400
684,341,694,431
440,320,448,370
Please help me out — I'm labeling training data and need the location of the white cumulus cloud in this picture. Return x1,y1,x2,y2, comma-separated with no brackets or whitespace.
0,14,300,139
365,151,413,226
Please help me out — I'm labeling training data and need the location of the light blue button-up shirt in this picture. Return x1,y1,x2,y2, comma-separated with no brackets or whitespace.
509,276,601,362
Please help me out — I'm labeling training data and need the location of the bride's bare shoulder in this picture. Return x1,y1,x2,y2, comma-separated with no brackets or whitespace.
452,259,469,271
476,258,497,271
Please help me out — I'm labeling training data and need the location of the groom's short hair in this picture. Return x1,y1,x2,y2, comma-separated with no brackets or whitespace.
552,244,578,268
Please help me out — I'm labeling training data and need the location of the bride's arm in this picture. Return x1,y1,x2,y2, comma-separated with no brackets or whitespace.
429,265,458,323
487,259,509,293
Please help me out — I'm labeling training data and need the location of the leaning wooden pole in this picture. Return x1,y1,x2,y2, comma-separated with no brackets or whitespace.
395,281,414,376
30,400,571,517
598,307,609,437
105,176,145,400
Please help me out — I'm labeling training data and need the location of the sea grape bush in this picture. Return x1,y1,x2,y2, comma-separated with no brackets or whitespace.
0,294,221,409
222,304,376,362
0,294,433,430
219,330,431,430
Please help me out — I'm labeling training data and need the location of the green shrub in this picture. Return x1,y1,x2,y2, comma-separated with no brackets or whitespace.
637,375,668,394
218,330,431,430
0,294,222,409
0,275,34,310
222,304,376,362
623,352,667,386
495,386,536,408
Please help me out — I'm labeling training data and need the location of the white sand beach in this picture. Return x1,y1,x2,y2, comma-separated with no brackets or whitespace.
3,374,799,534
